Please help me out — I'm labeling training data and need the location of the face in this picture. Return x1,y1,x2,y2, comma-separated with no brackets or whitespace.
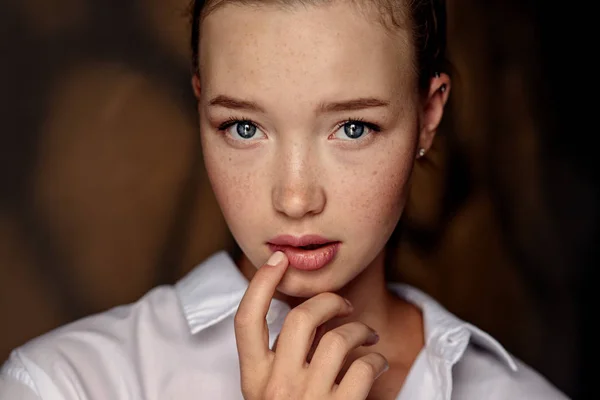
194,1,448,297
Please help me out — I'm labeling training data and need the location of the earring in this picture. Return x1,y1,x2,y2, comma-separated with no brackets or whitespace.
418,148,426,158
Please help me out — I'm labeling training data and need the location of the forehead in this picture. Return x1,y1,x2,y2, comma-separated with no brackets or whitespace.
199,1,416,103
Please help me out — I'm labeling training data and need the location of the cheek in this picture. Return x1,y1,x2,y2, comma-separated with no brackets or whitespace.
201,137,239,218
339,147,413,235
201,137,266,234
205,158,249,220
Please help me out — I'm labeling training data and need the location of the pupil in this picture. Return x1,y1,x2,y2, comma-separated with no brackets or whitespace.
237,122,256,139
344,122,364,139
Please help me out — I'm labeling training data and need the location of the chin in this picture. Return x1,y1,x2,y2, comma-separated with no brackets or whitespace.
275,265,353,298
276,280,333,299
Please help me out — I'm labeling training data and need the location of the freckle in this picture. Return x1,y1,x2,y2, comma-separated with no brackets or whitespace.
372,170,378,176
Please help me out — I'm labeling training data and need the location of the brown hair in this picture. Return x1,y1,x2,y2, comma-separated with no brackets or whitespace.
189,0,447,91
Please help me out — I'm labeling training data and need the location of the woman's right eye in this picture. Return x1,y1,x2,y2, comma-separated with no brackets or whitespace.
218,120,266,141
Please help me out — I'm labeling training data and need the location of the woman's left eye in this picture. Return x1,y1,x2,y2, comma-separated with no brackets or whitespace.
332,120,381,140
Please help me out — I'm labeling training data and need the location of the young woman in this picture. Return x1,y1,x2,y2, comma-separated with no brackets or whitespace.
0,0,569,398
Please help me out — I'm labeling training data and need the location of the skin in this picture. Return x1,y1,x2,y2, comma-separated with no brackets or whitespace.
192,1,450,398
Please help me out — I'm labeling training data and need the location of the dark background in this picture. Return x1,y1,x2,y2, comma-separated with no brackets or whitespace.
0,0,595,398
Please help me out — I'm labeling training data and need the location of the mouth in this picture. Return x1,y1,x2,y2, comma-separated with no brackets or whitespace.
267,235,340,271
297,243,327,250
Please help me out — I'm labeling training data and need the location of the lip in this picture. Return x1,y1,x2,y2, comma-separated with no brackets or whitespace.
267,235,340,271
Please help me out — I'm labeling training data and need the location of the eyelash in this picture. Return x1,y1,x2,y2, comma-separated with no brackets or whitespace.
217,116,255,132
217,117,382,136
335,117,381,135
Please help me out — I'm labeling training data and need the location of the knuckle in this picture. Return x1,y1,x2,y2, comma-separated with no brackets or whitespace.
286,307,313,327
240,376,265,400
240,380,256,398
322,330,350,352
264,382,289,400
234,310,253,328
352,359,379,379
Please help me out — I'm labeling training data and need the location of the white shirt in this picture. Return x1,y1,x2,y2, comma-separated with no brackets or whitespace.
0,251,568,400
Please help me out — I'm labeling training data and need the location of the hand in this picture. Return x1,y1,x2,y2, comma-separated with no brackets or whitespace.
234,251,389,399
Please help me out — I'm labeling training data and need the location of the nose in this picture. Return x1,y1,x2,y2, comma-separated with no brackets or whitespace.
271,148,326,220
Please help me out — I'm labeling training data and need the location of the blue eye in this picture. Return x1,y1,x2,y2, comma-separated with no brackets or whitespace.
236,121,257,139
343,122,365,139
333,120,380,140
218,119,266,141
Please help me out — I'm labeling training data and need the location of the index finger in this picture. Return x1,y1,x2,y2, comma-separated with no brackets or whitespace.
234,251,289,369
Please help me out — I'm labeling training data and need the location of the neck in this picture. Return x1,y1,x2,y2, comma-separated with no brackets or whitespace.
236,250,424,370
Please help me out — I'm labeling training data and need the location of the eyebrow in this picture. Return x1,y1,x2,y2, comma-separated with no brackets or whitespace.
208,95,265,113
318,98,390,113
207,95,390,113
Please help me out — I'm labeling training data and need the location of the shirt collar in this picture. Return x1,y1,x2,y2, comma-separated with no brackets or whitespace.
176,251,517,372
388,283,518,372
175,251,249,334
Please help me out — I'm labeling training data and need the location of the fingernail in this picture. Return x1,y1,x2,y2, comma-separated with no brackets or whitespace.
266,251,285,267
376,363,390,379
364,331,380,346
343,298,354,311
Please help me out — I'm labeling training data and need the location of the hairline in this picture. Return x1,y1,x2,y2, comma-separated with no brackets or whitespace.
194,0,417,76
201,0,413,32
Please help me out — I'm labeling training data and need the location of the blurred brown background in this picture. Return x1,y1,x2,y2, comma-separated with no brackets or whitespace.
0,0,596,398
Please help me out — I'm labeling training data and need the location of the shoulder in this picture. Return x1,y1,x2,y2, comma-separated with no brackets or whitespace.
0,251,242,398
0,284,187,397
452,344,569,399
19,283,185,356
388,283,569,400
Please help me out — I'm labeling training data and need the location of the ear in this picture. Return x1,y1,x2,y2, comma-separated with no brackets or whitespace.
191,74,201,99
417,73,451,158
